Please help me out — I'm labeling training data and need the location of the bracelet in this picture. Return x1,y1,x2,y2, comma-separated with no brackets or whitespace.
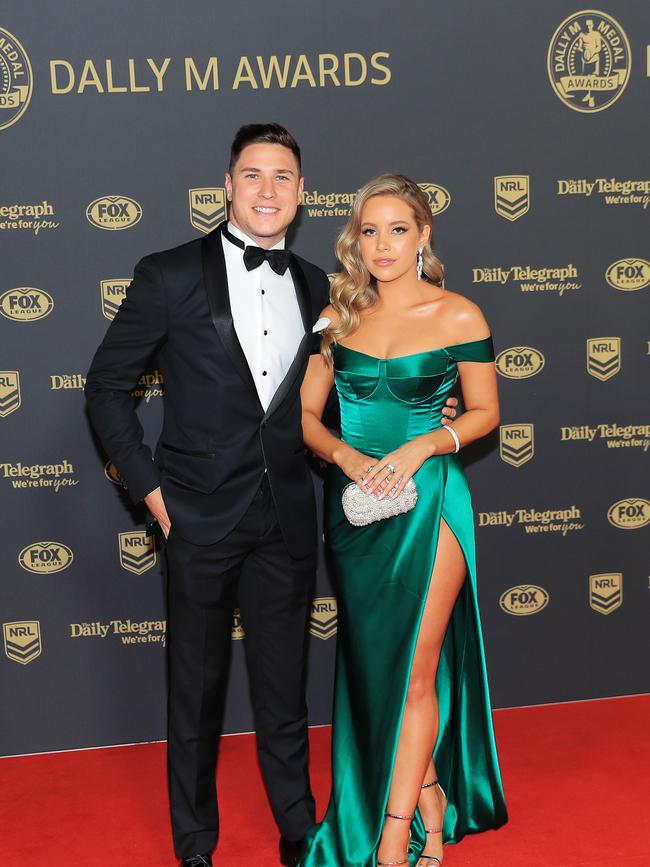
442,425,461,453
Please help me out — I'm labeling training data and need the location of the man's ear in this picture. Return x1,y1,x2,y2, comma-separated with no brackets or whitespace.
225,172,233,202
297,175,304,202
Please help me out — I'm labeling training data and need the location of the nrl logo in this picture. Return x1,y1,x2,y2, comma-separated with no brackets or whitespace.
3,621,41,665
309,597,338,640
118,531,156,575
418,183,451,216
499,423,534,467
189,187,227,233
100,279,130,320
586,337,620,381
0,371,21,417
589,573,622,615
494,175,530,221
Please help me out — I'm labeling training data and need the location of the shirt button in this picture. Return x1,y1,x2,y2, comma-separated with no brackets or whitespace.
263,330,268,335
261,289,265,295
262,370,268,376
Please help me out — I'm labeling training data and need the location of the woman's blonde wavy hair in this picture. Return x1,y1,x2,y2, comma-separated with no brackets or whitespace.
321,173,444,363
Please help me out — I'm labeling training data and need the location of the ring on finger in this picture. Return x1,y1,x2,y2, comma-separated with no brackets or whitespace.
385,463,396,475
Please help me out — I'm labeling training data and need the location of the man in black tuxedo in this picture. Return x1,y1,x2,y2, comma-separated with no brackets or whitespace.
85,123,457,866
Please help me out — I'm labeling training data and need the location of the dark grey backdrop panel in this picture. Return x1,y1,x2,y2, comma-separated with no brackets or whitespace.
1,0,648,756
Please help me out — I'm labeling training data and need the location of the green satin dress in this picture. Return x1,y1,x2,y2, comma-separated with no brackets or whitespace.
300,336,507,867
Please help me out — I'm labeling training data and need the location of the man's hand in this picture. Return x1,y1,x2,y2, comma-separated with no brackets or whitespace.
144,486,171,538
441,396,459,425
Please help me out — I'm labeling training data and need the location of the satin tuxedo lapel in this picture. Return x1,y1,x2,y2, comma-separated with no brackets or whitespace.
201,222,261,405
263,256,312,420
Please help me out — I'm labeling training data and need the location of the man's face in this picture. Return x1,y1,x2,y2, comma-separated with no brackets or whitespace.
225,143,303,248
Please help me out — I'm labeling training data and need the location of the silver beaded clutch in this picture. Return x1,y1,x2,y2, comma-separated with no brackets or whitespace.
341,478,418,527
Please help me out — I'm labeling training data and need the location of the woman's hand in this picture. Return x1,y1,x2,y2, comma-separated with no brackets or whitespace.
362,439,432,499
333,443,379,490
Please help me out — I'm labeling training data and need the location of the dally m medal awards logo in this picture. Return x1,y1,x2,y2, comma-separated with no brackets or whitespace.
0,371,20,417
0,287,54,322
605,259,650,292
0,27,32,131
3,621,41,664
86,196,142,230
589,573,622,614
499,423,534,467
494,176,529,221
118,531,156,575
548,11,631,112
418,184,451,216
309,597,338,640
189,188,227,233
100,279,131,320
495,346,545,380
587,337,620,381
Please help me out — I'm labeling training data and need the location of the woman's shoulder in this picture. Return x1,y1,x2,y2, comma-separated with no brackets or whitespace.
437,289,490,343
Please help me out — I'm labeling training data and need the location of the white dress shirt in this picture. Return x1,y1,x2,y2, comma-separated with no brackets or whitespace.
222,222,305,411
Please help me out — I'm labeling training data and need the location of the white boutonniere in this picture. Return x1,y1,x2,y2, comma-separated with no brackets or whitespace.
312,316,331,333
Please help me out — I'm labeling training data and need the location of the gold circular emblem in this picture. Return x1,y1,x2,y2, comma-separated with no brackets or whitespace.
547,10,631,113
0,27,33,131
418,183,450,216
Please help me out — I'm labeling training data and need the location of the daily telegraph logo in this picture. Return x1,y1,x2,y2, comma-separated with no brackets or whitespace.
607,498,650,530
561,423,650,451
70,619,166,646
100,279,130,320
418,183,451,216
587,337,620,381
548,11,630,112
495,347,545,379
3,621,41,664
589,573,622,614
0,459,78,491
19,541,73,574
606,259,650,291
0,371,20,417
118,532,156,575
557,178,650,208
499,424,534,467
499,585,549,616
189,188,226,233
309,597,338,640
494,176,529,221
479,505,584,536
0,200,59,234
0,287,53,322
0,27,33,130
86,196,142,230
472,263,581,297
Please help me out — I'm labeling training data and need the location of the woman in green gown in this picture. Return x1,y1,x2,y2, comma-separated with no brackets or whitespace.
299,174,507,867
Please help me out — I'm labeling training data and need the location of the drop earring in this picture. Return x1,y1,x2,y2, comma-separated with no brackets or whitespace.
416,248,423,280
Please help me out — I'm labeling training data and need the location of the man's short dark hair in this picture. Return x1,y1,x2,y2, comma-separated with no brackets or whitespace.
229,123,302,173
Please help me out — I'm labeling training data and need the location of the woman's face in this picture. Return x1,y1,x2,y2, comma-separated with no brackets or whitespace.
358,195,430,284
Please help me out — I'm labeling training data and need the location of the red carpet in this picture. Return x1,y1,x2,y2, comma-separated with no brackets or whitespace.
1,695,648,866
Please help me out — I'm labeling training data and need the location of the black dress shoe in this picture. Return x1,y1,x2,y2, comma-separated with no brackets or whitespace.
279,836,304,866
181,856,212,866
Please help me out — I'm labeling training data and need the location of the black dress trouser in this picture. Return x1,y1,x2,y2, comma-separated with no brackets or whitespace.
165,475,317,858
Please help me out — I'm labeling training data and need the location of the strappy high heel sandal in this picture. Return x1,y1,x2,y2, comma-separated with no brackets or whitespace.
417,779,447,866
377,810,414,866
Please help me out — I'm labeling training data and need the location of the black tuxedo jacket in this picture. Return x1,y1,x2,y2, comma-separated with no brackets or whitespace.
85,221,330,556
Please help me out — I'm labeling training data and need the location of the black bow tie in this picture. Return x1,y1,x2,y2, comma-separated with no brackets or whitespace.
243,245,291,276
222,224,291,276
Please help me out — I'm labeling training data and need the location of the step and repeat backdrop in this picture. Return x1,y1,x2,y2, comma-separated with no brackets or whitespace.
1,1,648,756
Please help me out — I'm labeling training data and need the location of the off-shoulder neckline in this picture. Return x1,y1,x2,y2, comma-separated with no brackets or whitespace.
334,335,493,363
